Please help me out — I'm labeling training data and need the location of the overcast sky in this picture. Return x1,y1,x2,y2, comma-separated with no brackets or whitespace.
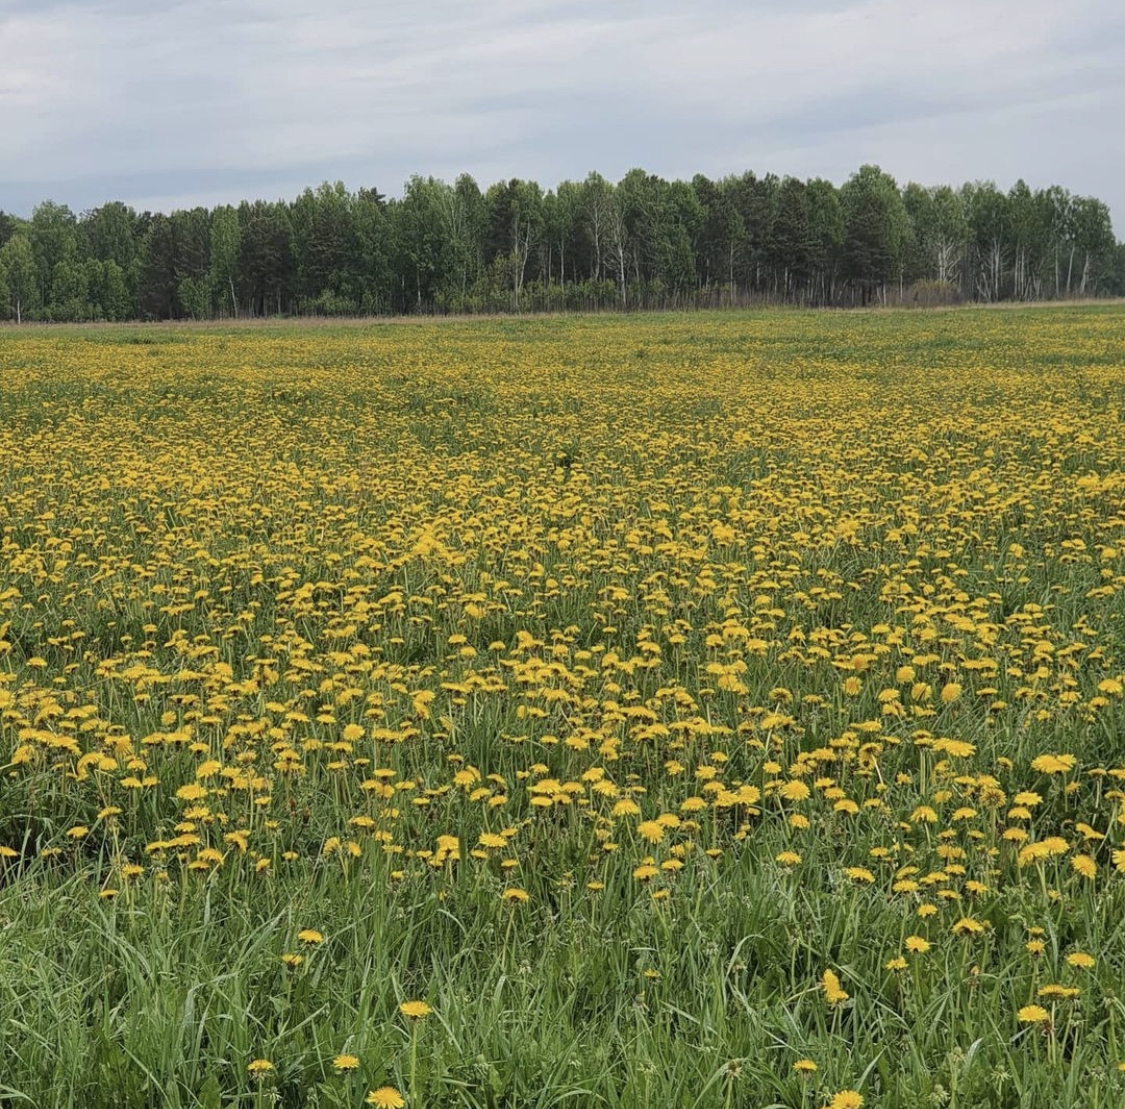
2,0,1123,233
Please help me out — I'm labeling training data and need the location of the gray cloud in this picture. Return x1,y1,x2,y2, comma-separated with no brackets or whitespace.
1,0,1122,233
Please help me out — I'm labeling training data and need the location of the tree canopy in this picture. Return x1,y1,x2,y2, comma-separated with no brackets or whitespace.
0,165,1120,320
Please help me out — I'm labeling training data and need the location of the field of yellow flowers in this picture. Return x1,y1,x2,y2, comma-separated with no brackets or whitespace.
1,306,1123,1109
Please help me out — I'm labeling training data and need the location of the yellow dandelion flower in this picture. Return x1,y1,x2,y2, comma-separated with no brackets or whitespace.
1031,753,1075,775
827,1091,864,1109
951,917,984,936
821,969,849,1006
1071,854,1096,878
366,1087,405,1108
940,682,962,704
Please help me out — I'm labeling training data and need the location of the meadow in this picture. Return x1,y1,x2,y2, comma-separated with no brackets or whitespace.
0,306,1123,1109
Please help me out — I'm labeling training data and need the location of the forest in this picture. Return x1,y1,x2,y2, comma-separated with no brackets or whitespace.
0,164,1121,321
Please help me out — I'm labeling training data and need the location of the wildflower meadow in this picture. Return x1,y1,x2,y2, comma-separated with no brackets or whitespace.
0,306,1123,1108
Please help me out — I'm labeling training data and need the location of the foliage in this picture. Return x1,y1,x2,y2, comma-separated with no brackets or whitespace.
0,308,1124,1108
0,170,1120,323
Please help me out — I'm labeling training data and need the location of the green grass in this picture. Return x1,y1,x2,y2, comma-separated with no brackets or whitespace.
0,305,1124,1108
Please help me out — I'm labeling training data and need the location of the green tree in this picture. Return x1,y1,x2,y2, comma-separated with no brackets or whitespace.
0,234,39,322
178,276,210,320
291,182,360,312
81,259,130,321
209,206,241,317
390,177,450,313
1007,180,1043,300
353,187,389,314
29,201,78,309
80,202,139,275
48,259,90,321
547,180,581,288
237,201,294,316
440,174,485,302
841,165,907,304
140,214,178,319
806,178,844,304
1071,196,1116,296
692,175,747,301
962,182,1008,302
770,177,813,298
1110,242,1125,297
904,184,966,289
484,179,543,310
579,172,615,285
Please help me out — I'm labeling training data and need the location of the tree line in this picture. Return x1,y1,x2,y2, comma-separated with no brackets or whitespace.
1,164,1121,322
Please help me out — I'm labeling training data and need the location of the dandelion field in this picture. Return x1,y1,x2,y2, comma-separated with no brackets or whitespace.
1,307,1124,1109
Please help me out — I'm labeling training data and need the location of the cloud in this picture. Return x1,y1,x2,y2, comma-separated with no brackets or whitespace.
1,0,1122,234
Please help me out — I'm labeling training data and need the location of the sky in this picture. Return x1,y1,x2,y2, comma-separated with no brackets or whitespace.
2,0,1123,234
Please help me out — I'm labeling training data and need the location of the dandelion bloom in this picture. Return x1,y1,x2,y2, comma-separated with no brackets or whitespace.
366,1087,406,1108
828,1091,864,1109
951,917,984,936
247,1059,274,1075
1071,854,1096,878
1038,984,1079,999
934,739,975,759
298,929,324,945
333,1054,360,1072
399,1000,432,1020
822,969,849,1005
1067,953,1095,969
1031,753,1075,775
905,936,931,955
1018,1005,1049,1023
793,1059,818,1073
502,887,530,902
